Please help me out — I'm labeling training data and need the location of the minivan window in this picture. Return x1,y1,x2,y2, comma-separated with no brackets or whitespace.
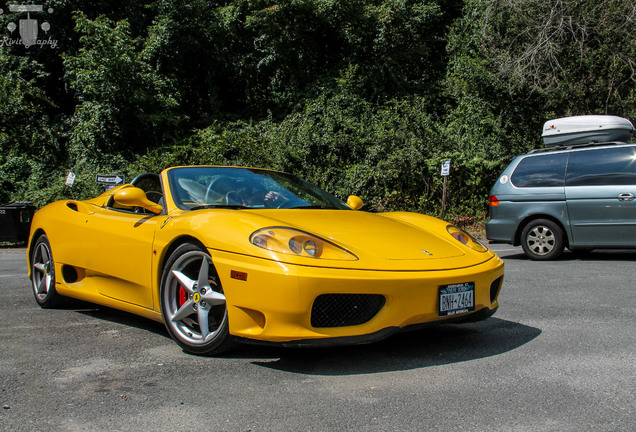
566,146,636,186
511,153,568,187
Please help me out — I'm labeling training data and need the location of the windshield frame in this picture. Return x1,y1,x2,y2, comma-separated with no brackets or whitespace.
166,166,350,211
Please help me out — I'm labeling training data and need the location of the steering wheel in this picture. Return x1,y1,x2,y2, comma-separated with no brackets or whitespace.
224,191,241,205
205,176,232,203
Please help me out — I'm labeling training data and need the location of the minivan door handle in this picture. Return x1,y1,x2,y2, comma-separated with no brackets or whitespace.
617,193,635,201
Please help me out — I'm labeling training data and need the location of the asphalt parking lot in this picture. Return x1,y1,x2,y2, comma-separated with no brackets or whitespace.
1,245,634,432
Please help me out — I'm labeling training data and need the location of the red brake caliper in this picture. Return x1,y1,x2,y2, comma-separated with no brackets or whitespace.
178,285,187,307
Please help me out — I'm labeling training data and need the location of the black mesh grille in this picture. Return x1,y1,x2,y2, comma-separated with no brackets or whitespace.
311,294,385,328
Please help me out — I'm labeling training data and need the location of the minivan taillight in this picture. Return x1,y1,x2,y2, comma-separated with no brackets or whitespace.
489,195,499,207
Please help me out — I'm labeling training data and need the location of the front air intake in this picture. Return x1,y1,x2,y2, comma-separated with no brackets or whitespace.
311,294,385,328
490,277,503,303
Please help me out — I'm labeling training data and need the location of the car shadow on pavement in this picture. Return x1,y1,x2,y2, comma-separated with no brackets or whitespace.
250,318,541,375
65,304,540,372
76,305,170,338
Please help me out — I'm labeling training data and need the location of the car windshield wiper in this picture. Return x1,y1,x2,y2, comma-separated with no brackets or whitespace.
288,205,340,209
190,204,250,210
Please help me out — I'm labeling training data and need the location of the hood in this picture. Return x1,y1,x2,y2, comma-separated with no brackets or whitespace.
163,209,495,271
263,210,464,259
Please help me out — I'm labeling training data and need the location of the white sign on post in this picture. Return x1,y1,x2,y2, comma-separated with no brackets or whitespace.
96,175,125,186
440,159,451,219
441,159,451,176
96,174,125,191
65,171,76,187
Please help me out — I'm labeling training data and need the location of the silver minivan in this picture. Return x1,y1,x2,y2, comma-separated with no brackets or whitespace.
486,141,636,260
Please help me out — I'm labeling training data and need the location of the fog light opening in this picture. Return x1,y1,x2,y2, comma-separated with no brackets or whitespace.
490,277,503,303
237,307,266,330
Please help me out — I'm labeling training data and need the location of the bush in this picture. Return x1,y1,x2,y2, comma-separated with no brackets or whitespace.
133,91,507,219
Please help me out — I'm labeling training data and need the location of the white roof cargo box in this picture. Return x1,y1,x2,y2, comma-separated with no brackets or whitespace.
542,115,634,147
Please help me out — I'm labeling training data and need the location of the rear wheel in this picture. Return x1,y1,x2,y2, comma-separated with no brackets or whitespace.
30,234,62,308
160,243,234,356
520,219,565,260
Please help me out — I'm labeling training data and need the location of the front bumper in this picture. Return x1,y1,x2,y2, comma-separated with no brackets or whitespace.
210,250,505,344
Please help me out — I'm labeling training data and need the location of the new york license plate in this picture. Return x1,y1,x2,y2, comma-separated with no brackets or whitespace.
438,282,475,317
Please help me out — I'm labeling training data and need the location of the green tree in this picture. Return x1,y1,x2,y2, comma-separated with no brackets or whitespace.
445,0,636,161
0,49,64,205
65,12,183,157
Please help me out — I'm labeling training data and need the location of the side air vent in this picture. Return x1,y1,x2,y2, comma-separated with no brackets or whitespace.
62,265,79,283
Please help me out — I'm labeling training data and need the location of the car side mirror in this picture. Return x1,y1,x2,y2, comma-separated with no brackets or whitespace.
113,186,163,214
346,195,363,210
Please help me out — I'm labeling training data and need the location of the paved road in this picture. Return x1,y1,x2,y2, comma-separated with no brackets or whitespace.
1,246,634,431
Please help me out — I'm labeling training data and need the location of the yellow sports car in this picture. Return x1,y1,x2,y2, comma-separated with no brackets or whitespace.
28,166,504,355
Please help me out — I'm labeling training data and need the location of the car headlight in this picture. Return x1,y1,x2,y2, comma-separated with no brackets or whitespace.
250,227,358,260
446,225,488,252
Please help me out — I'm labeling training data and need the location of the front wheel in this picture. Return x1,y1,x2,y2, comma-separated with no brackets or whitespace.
160,243,234,356
30,234,63,308
520,219,565,260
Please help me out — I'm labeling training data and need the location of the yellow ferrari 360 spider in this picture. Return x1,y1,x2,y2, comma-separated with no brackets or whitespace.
28,166,504,355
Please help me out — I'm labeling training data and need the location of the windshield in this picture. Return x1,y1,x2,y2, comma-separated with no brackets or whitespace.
167,167,350,211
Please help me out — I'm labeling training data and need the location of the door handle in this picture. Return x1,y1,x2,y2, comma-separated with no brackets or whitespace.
617,193,635,201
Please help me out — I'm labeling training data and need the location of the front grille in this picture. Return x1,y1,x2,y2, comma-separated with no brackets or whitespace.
311,294,385,328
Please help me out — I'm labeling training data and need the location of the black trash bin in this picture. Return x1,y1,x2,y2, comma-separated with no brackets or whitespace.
0,202,36,243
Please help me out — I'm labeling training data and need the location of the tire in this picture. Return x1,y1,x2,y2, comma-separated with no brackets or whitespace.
520,219,565,260
160,243,234,356
30,234,63,308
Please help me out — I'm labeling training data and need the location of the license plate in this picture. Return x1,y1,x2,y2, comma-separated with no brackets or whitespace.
438,282,475,317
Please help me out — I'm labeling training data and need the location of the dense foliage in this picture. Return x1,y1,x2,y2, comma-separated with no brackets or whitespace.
1,0,634,219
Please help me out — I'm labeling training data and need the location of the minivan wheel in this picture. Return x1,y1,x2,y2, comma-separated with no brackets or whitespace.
520,219,565,260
